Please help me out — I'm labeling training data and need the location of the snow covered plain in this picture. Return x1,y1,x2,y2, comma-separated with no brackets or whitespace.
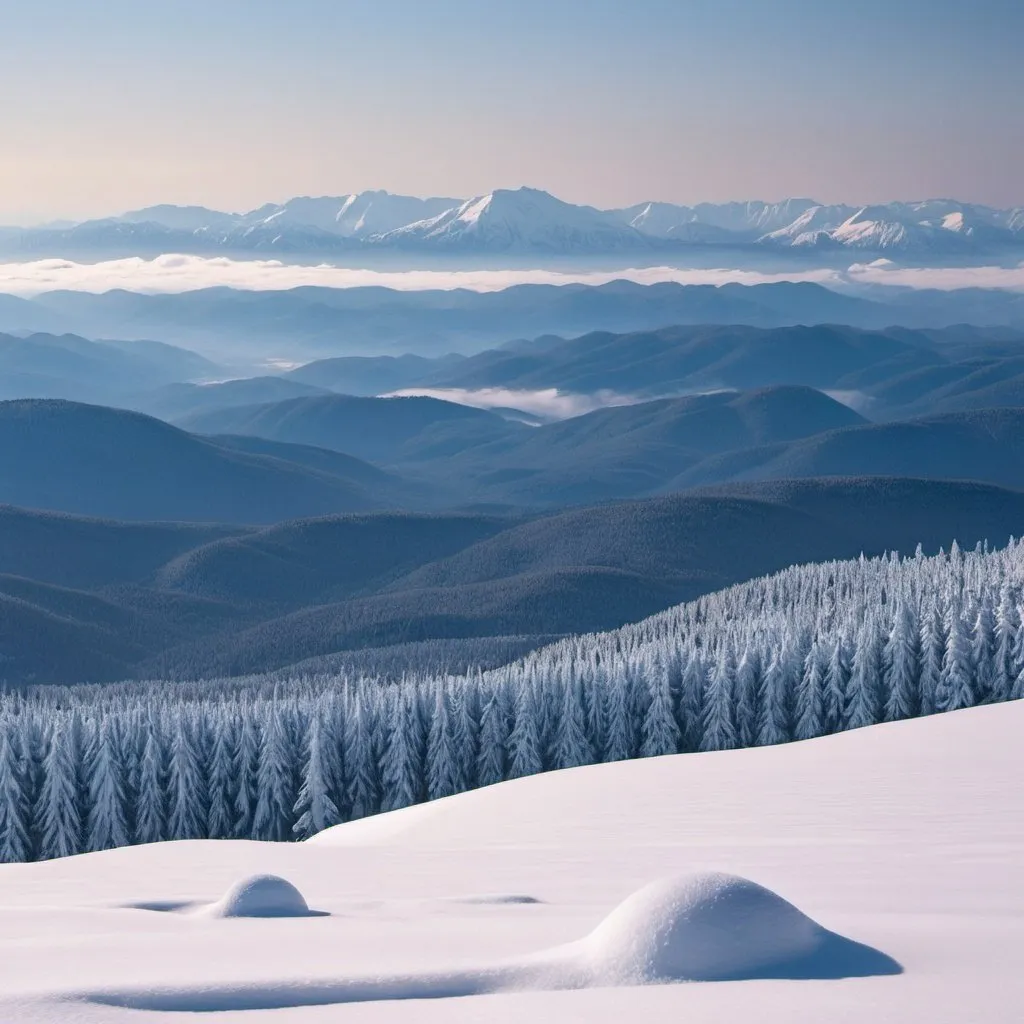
0,700,1020,1022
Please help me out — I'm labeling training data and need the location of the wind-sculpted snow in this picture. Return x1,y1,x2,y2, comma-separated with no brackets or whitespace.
0,539,1022,863
75,872,897,1012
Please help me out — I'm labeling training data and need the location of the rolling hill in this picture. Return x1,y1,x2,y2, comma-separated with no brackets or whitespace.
672,408,1024,491
0,400,426,522
175,393,526,464
5,476,1024,684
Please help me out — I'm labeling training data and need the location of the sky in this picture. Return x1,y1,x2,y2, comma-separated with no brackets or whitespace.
1,0,1021,223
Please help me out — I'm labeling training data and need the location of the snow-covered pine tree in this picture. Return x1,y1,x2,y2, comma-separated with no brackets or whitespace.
937,602,977,713
0,719,31,863
380,688,419,812
794,640,826,741
293,709,340,839
641,652,681,758
971,596,997,704
36,720,82,861
232,710,259,838
85,717,129,852
701,644,738,752
426,685,460,800
733,645,761,748
846,617,883,730
253,700,297,841
134,718,167,846
822,634,850,733
552,673,594,770
342,690,380,821
678,646,706,753
993,585,1019,702
507,678,543,778
756,649,791,746
206,709,236,839
883,600,920,722
476,684,509,788
167,710,207,841
918,603,945,716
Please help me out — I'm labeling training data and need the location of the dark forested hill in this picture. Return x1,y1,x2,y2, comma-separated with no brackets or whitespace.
5,476,1024,685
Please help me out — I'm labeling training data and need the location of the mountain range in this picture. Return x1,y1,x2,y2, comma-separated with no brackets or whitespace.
10,282,1024,369
6,313,1024,686
7,188,1024,257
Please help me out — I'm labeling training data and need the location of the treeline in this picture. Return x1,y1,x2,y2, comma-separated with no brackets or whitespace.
1,540,1022,862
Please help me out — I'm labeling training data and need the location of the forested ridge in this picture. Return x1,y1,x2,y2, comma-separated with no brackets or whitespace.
1,539,1021,862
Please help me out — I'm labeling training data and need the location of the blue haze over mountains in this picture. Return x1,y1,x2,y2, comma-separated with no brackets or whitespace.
3,181,1024,690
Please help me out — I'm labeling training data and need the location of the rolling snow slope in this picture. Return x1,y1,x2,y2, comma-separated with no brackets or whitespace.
0,700,1021,1022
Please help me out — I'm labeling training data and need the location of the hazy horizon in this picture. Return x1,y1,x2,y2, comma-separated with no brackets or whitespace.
3,0,1021,223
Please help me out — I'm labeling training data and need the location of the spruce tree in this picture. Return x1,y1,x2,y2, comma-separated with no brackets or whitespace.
427,686,461,800
0,721,31,863
477,686,509,788
253,702,297,841
134,721,167,846
86,718,129,852
552,674,594,770
883,601,919,722
937,605,977,713
846,619,883,730
794,641,826,741
293,713,340,839
641,659,681,757
167,712,206,841
37,720,82,861
701,646,738,752
507,681,543,778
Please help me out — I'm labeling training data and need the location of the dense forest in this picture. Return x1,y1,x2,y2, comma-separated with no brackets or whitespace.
0,539,1020,862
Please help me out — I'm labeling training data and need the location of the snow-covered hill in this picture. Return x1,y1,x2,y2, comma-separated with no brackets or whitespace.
0,700,1019,1021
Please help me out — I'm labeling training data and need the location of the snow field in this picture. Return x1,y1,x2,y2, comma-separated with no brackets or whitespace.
0,700,1018,1020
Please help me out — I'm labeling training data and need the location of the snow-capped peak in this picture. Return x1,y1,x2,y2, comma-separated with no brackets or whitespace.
375,187,651,253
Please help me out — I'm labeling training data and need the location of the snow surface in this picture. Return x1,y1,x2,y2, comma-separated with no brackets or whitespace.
0,700,1021,1021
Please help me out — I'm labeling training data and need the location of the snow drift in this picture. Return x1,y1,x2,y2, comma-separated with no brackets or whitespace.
577,872,899,983
206,874,314,919
79,871,897,1012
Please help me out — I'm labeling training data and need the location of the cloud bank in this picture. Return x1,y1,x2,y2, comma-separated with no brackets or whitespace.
383,387,640,421
0,254,1022,297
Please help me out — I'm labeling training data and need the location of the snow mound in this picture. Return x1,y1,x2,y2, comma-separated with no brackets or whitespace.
579,872,900,982
206,874,313,919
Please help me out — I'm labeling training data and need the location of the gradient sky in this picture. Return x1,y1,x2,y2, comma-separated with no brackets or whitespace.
2,0,1021,223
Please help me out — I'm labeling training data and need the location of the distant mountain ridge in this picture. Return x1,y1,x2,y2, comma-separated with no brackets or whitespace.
7,188,1024,256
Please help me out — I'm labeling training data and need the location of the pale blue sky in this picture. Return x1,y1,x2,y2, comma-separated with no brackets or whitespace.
1,0,1020,221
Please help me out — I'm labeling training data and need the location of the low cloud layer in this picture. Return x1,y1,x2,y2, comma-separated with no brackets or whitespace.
0,253,1022,297
383,387,640,421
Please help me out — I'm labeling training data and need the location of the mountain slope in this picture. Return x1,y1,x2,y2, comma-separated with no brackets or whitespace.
436,386,868,505
127,376,332,421
0,400,423,522
176,393,526,464
672,408,1024,491
425,323,927,394
0,332,219,404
